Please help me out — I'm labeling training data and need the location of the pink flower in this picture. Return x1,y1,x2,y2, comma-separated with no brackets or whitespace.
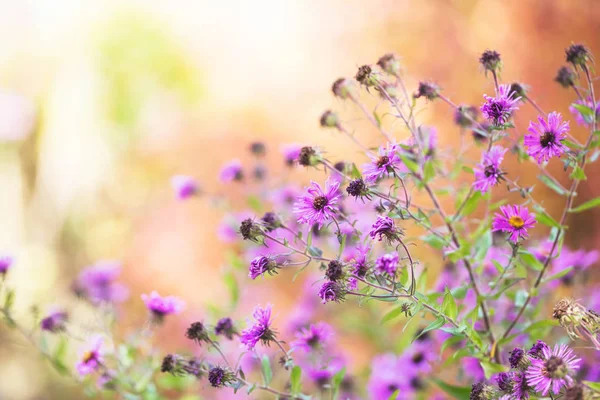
141,291,185,317
524,112,569,164
76,335,105,376
492,205,536,243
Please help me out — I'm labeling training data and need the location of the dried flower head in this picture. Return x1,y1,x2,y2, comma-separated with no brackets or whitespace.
355,65,379,87
185,321,211,345
470,381,494,400
325,260,345,282
260,212,282,232
509,82,527,99
298,146,319,166
215,317,237,340
454,105,478,128
332,78,355,99
555,66,577,88
250,142,266,156
414,81,440,101
479,50,502,74
377,53,401,76
208,366,236,388
239,218,264,243
346,178,370,200
553,298,600,349
565,44,593,69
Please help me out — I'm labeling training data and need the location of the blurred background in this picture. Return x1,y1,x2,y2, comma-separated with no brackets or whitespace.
1,0,600,398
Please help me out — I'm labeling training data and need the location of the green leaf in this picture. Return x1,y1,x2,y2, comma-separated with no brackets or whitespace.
461,190,483,217
422,233,447,249
331,367,346,400
261,355,272,386
290,366,302,395
307,246,323,257
432,379,471,400
442,288,458,320
570,165,587,180
399,154,419,174
423,160,435,183
570,196,600,213
247,195,262,212
387,390,400,400
480,361,507,379
518,250,544,271
413,316,446,342
542,266,573,284
381,306,405,324
223,272,239,307
538,174,567,196
533,205,561,228
583,380,600,393
571,103,595,122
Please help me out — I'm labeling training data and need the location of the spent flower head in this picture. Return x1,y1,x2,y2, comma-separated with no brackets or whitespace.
565,43,593,70
555,66,577,88
215,317,237,340
479,49,502,74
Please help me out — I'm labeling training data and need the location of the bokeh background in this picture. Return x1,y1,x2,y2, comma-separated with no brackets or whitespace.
1,0,600,398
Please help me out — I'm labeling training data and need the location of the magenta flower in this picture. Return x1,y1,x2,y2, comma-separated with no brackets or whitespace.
291,322,334,352
0,255,13,275
74,261,129,304
141,291,185,317
240,304,276,350
473,146,507,192
526,343,581,395
367,354,412,399
40,309,69,333
511,371,530,400
318,281,345,304
369,216,402,242
351,245,370,277
219,160,243,182
524,112,569,163
480,84,520,126
362,142,402,182
76,335,105,376
293,180,341,228
374,252,399,275
249,255,278,279
569,97,600,126
170,175,199,199
492,205,536,243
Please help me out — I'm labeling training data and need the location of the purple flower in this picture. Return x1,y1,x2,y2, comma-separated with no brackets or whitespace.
473,146,507,192
40,309,68,333
0,255,13,275
369,216,402,242
240,304,276,350
292,322,334,352
403,340,436,374
141,291,185,317
170,175,199,199
318,281,345,304
524,112,569,163
526,343,581,395
281,144,302,166
375,252,399,275
367,354,412,399
492,205,536,243
76,335,105,376
528,340,549,359
511,372,530,400
249,255,278,280
74,261,129,304
219,160,243,182
215,317,236,340
509,348,526,369
293,180,341,228
480,84,520,126
569,97,600,126
351,246,370,277
362,142,402,182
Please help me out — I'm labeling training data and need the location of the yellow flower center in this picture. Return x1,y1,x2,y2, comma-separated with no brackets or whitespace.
82,351,95,363
509,216,525,229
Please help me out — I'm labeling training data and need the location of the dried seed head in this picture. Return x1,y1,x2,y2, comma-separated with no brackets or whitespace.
320,110,340,128
555,66,577,88
377,53,402,76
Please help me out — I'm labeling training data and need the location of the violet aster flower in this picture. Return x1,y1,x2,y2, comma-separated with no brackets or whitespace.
369,216,402,242
362,142,402,182
76,335,105,376
528,340,549,359
0,255,13,275
240,304,276,350
480,84,520,126
569,97,600,126
293,180,341,228
351,246,370,278
249,255,278,279
170,175,199,199
374,252,399,275
524,112,569,163
403,340,436,374
509,348,527,370
473,146,507,193
215,317,237,340
208,366,236,388
318,281,345,304
367,354,412,399
219,160,243,182
492,205,536,243
141,291,185,319
292,321,334,352
74,261,129,304
526,343,581,395
40,309,68,333
511,371,530,400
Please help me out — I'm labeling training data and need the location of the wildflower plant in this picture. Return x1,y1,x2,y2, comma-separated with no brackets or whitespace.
1,43,600,400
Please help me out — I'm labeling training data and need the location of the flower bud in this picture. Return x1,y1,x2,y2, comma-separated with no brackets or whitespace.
377,53,402,76
509,82,527,99
261,212,282,232
320,110,340,128
298,146,320,166
355,65,380,87
208,366,237,388
185,321,211,345
215,317,237,340
454,105,478,128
